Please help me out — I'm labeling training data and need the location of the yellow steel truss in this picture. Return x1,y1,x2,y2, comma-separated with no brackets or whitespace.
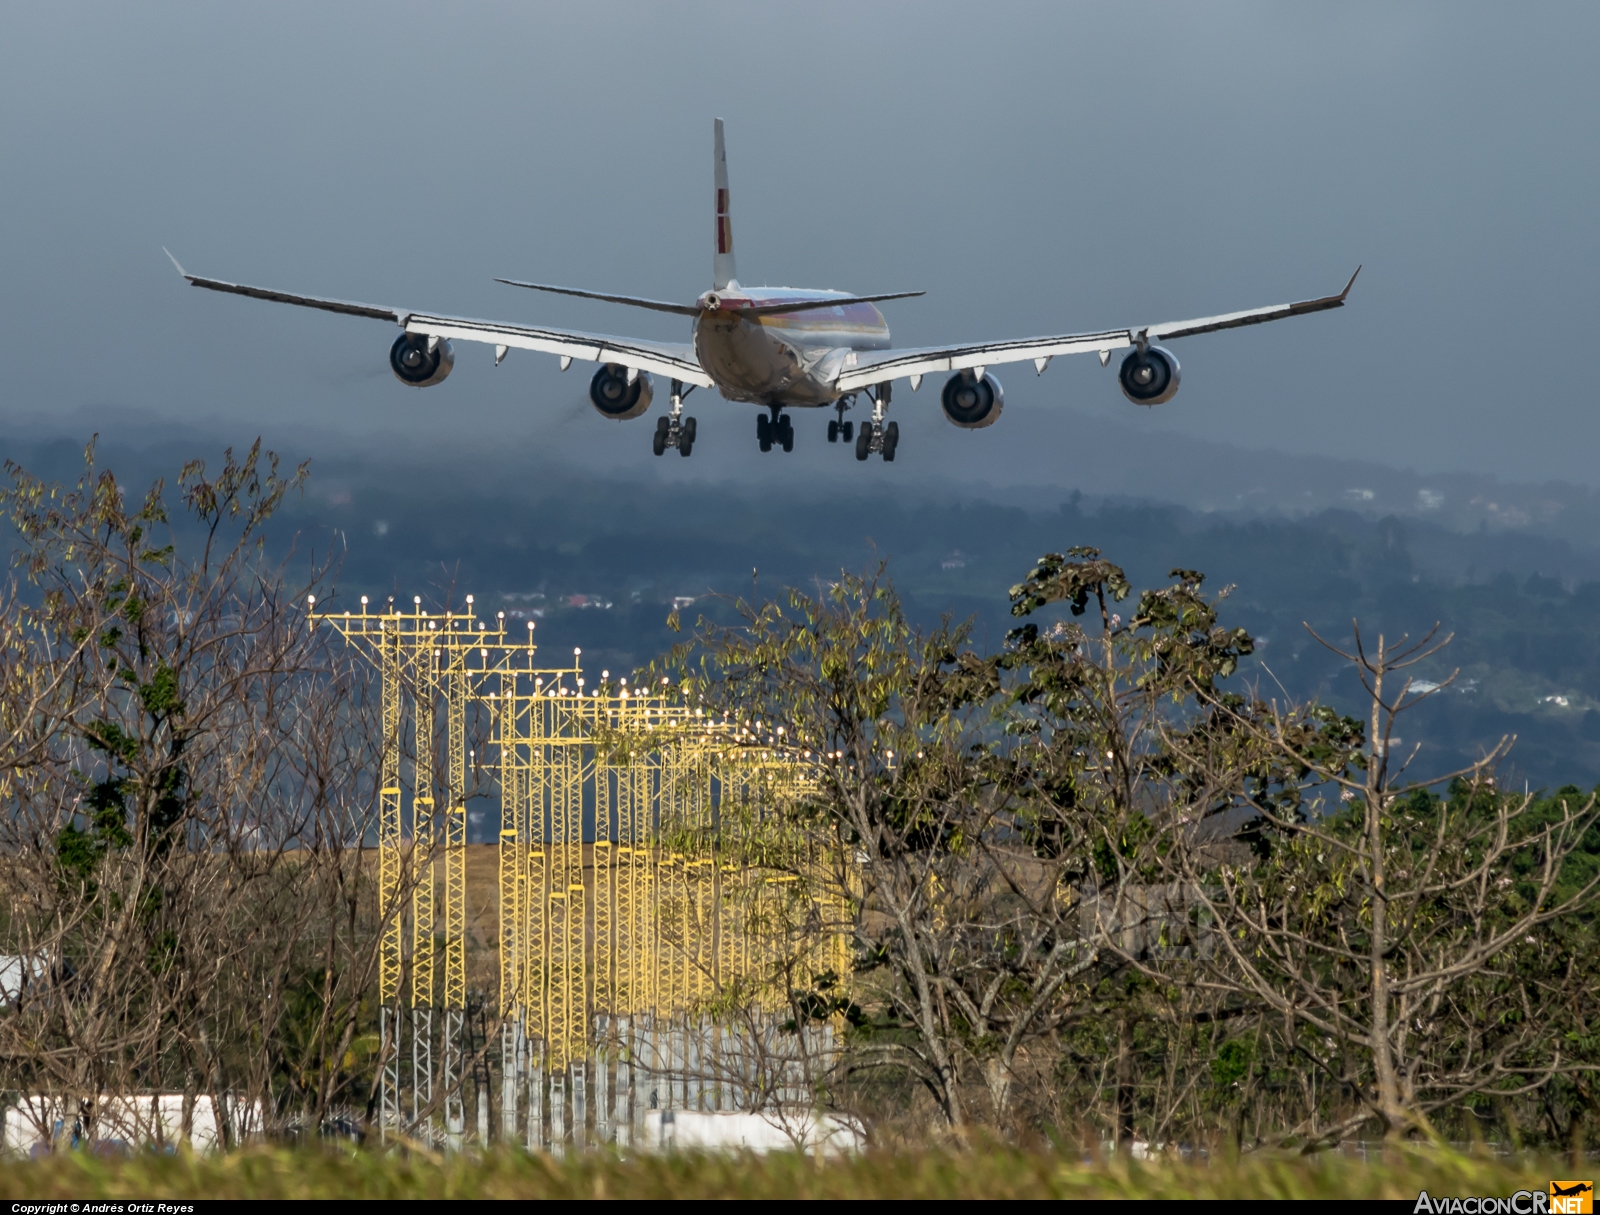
378,621,404,1007
412,638,435,1012
311,598,843,1082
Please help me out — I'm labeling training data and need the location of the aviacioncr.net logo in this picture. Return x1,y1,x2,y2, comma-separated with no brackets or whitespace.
1413,1185,1593,1215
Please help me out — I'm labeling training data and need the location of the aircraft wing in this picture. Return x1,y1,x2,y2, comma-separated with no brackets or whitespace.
406,312,712,387
169,260,714,387
834,268,1358,393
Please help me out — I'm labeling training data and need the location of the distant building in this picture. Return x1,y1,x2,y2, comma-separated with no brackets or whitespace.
1,1094,260,1155
0,955,46,1008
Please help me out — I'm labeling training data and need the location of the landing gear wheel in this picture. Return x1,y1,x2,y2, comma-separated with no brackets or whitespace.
828,420,839,443
780,418,794,453
652,429,667,456
842,420,854,442
881,420,899,462
855,424,872,461
683,417,697,444
757,414,772,452
678,436,693,456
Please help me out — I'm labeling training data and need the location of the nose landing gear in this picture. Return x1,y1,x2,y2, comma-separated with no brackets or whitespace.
653,380,697,456
852,383,898,462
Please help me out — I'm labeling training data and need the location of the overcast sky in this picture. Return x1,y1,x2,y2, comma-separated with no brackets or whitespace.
1,2,1595,489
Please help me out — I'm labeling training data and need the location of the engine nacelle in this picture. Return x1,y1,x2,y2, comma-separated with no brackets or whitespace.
389,332,454,387
940,370,1005,429
1118,345,1180,405
589,363,654,420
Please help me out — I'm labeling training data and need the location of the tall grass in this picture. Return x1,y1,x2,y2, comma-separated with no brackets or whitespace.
0,1145,1569,1201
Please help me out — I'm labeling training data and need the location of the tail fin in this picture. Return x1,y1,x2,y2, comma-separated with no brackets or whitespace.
713,118,738,290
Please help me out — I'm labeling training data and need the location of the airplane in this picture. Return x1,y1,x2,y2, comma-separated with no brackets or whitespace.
167,119,1358,463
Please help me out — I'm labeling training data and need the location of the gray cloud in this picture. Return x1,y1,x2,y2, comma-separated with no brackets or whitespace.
0,1,1593,485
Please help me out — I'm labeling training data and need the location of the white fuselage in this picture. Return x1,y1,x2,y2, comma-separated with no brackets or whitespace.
691,289,890,407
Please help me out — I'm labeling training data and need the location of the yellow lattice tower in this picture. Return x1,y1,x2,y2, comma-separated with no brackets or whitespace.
629,687,665,1021
309,597,414,1005
592,698,615,1022
560,680,589,1067
547,687,576,1068
685,736,717,1006
524,690,546,1043
443,637,467,1018
378,618,405,1006
614,747,649,1016
413,636,436,1013
496,666,521,1020
318,593,844,1090
719,742,747,997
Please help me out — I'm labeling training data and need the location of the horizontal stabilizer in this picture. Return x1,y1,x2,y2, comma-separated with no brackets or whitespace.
498,278,923,318
727,291,925,318
494,279,701,316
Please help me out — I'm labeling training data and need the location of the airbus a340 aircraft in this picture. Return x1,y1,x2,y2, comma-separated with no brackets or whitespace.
169,120,1357,463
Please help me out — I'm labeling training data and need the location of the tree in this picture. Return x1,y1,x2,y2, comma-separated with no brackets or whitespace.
0,441,387,1145
1151,624,1600,1144
666,549,1319,1138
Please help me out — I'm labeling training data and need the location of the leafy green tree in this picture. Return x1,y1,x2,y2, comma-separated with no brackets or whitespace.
0,441,385,1146
1152,625,1600,1144
666,547,1351,1138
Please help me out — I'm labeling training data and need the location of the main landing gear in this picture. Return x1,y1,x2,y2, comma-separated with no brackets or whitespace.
852,384,898,462
757,406,794,453
827,396,856,445
654,380,697,456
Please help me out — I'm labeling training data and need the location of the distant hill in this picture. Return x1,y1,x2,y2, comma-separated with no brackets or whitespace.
5,418,1600,791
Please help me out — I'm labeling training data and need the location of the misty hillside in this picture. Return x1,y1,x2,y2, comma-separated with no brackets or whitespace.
5,429,1598,791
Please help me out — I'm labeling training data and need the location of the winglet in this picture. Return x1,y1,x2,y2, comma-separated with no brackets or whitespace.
1338,265,1362,301
162,247,191,281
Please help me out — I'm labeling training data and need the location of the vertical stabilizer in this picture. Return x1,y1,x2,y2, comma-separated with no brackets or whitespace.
713,118,738,290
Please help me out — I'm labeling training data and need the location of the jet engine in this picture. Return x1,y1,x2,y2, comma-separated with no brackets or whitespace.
940,370,1005,429
389,332,455,387
1118,345,1181,405
589,363,654,420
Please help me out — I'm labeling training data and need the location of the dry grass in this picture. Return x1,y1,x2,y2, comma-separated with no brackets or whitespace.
0,1144,1565,1201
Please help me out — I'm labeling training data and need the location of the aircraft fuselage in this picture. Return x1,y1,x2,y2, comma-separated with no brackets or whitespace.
692,289,889,406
